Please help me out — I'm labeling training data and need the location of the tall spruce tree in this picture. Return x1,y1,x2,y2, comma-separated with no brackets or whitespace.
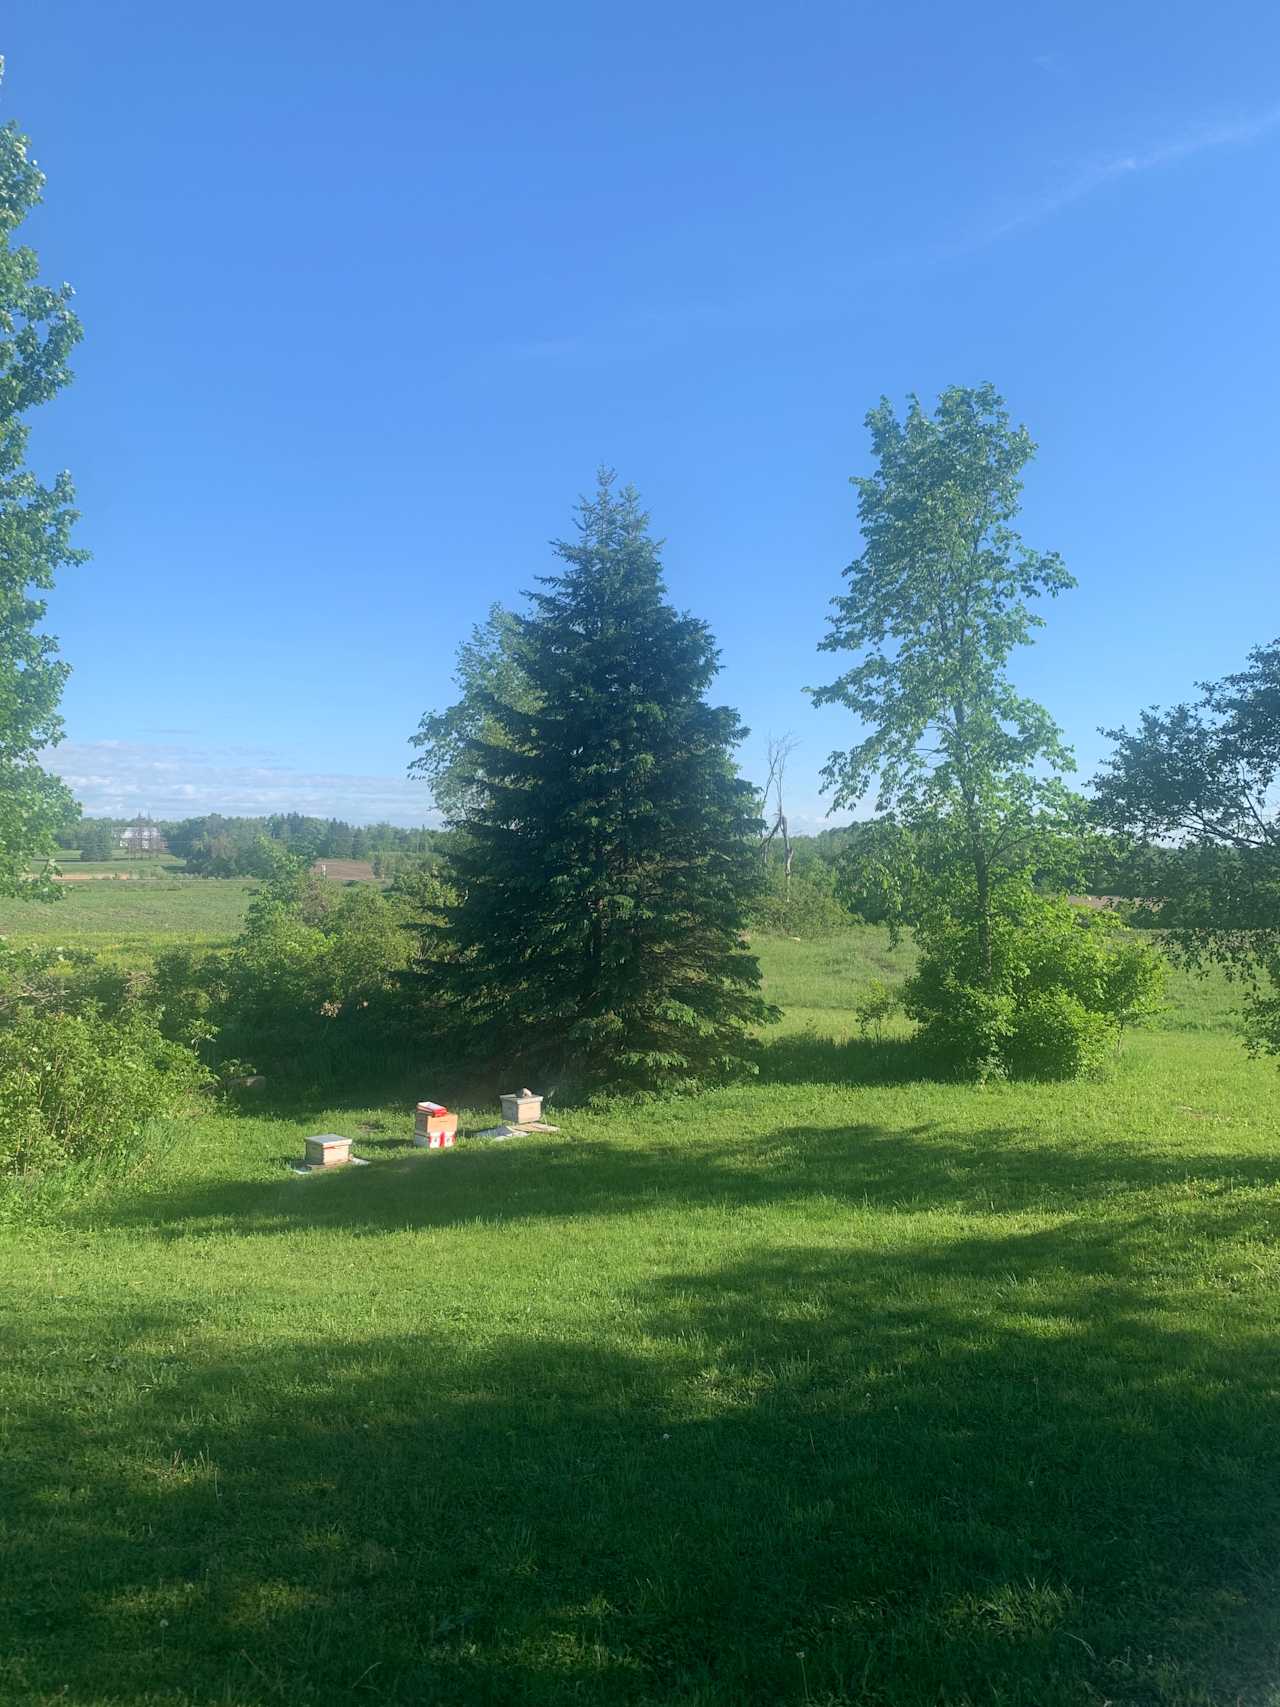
417,474,773,1092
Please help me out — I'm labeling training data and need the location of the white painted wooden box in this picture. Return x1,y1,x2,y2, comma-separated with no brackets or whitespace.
500,1090,542,1125
304,1134,352,1168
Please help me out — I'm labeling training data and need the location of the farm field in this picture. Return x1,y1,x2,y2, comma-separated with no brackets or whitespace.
46,854,186,870
0,876,255,964
2,928,1278,1706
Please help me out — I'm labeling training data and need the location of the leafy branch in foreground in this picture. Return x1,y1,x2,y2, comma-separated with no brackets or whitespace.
1093,637,1280,1064
408,603,537,822
1093,637,1280,974
0,89,86,897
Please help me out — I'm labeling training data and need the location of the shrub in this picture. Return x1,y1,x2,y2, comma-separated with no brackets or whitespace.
852,978,903,1042
1242,965,1280,1065
147,944,226,1054
149,873,416,1077
904,886,1166,1080
0,939,133,1021
856,976,907,1037
751,866,854,938
0,1006,208,1174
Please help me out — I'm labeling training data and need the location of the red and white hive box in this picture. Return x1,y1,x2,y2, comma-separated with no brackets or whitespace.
413,1101,458,1148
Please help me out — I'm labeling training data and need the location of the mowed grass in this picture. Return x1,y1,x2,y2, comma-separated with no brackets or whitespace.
2,933,1279,1705
0,876,254,964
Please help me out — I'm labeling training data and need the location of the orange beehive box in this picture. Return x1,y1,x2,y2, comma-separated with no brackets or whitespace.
413,1102,458,1147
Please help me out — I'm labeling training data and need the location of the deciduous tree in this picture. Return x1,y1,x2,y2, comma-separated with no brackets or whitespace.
1093,637,1279,969
1093,638,1280,1062
0,88,85,896
811,385,1078,977
78,819,115,862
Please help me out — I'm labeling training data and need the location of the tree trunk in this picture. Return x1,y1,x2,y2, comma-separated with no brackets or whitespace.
973,836,993,984
953,706,993,985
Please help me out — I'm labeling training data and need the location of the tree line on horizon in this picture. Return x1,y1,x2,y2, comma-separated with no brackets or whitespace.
56,812,448,872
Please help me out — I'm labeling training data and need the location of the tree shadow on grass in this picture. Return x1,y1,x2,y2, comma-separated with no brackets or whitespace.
216,1052,514,1125
229,1028,932,1121
755,1029,932,1088
4,1208,1278,1705
87,1113,1280,1244
216,1061,430,1123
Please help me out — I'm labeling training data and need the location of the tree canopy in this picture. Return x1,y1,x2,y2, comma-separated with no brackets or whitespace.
1093,637,1280,978
0,95,85,896
408,603,535,821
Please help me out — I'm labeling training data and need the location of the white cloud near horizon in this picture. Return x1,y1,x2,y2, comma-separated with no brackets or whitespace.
50,738,860,837
47,739,441,828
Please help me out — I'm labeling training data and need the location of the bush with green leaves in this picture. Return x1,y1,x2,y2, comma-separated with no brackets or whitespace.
1242,966,1280,1065
151,871,416,1077
904,885,1166,1080
852,978,903,1042
0,1005,207,1174
750,864,853,938
0,939,132,1021
76,819,117,861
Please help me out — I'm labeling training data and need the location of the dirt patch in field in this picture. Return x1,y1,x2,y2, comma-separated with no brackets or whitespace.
310,859,378,882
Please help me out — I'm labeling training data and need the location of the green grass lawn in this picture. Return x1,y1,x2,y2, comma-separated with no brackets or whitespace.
2,934,1278,1705
0,876,253,964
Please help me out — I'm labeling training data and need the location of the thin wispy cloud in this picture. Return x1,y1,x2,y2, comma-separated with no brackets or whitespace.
980,102,1280,243
48,739,440,827
503,99,1280,363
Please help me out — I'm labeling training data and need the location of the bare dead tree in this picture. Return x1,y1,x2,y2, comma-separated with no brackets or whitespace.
759,733,798,908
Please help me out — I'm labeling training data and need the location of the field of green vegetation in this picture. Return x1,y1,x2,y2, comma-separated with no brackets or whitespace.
46,852,187,867
0,873,253,965
2,909,1277,1707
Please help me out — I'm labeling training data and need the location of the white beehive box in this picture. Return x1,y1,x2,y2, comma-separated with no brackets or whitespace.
500,1089,542,1125
304,1134,352,1168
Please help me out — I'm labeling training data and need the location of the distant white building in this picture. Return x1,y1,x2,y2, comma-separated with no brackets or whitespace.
118,820,167,856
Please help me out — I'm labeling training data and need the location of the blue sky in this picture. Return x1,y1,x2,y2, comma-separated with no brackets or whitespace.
5,1,1278,828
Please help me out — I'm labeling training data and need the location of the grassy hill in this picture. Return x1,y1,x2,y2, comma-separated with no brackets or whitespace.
1,932,1277,1705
